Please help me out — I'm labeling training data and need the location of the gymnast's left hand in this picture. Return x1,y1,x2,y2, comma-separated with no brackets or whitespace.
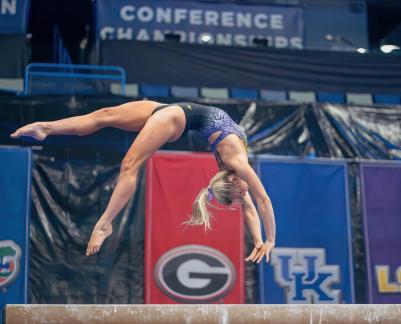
245,241,275,264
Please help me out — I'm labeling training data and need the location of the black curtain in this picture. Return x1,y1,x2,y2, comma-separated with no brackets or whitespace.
3,96,400,160
100,41,401,92
29,147,146,303
0,35,30,78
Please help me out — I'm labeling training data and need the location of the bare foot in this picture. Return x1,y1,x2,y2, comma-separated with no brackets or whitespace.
10,122,48,141
86,222,113,256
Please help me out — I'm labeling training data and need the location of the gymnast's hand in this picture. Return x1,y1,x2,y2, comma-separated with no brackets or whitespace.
10,122,49,141
245,241,275,263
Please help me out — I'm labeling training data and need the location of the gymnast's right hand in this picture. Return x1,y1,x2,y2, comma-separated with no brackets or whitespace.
10,122,49,141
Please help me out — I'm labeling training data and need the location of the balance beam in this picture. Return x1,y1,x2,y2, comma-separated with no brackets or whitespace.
4,304,401,324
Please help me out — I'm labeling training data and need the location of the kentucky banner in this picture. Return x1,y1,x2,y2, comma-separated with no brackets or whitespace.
0,0,30,34
145,152,244,303
96,0,303,48
361,163,401,303
0,147,31,323
257,157,354,304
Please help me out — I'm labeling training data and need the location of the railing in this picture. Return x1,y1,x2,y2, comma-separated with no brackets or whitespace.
24,63,126,96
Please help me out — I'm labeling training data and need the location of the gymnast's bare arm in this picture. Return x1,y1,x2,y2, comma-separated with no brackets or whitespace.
215,133,276,262
242,192,269,264
234,160,276,262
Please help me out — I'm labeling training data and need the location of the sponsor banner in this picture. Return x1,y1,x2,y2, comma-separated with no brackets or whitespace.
145,152,244,303
361,163,401,303
0,0,30,34
257,157,354,304
0,147,32,323
96,0,303,49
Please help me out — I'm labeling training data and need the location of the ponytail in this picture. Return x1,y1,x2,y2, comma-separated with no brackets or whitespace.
184,187,213,231
183,170,236,231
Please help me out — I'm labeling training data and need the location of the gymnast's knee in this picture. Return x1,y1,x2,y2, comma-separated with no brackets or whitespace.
91,107,114,128
120,156,142,177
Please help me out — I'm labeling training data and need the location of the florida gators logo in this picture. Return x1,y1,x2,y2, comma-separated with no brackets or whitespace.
0,240,22,289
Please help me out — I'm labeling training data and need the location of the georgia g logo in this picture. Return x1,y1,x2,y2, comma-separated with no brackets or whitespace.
0,240,22,290
271,248,341,304
154,245,236,303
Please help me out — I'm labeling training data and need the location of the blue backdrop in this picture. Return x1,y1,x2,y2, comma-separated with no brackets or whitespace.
0,147,31,323
0,0,30,34
256,157,354,304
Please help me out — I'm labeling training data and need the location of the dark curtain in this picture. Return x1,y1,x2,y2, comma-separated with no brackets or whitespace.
29,146,146,303
3,96,400,160
0,35,30,78
100,41,401,92
315,103,401,159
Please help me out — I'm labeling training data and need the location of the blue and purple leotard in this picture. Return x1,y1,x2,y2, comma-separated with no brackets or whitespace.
152,102,247,169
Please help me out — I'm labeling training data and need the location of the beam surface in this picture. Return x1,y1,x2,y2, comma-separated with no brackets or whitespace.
5,304,401,324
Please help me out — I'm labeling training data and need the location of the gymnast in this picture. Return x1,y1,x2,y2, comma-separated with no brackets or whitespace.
11,100,276,263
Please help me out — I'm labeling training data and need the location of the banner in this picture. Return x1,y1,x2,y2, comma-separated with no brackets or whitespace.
361,163,401,303
96,0,303,49
0,147,31,324
257,157,354,304
0,0,30,34
145,152,244,303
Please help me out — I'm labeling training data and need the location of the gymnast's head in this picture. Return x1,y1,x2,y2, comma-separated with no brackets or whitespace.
184,169,249,231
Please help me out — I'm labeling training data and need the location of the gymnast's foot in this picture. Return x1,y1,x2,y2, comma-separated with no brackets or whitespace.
86,221,113,256
10,122,49,141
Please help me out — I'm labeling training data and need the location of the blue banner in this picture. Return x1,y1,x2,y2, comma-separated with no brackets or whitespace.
95,0,303,48
257,157,354,304
0,0,30,34
0,147,31,323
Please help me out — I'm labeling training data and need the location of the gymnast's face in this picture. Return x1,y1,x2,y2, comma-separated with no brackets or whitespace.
228,174,249,201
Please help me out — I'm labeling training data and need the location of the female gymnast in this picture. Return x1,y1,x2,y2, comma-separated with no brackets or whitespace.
11,100,276,263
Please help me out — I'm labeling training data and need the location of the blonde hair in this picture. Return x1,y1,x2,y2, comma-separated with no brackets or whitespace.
184,170,235,231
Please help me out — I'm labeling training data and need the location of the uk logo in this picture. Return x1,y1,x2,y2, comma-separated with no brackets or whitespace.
270,248,341,304
0,240,22,290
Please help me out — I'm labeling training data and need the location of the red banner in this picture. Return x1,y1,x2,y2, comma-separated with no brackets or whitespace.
145,152,244,304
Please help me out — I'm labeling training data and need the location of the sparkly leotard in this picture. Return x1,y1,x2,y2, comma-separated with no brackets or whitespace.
152,102,247,169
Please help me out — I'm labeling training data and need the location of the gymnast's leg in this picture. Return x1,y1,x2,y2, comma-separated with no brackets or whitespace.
10,100,161,140
86,108,185,256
